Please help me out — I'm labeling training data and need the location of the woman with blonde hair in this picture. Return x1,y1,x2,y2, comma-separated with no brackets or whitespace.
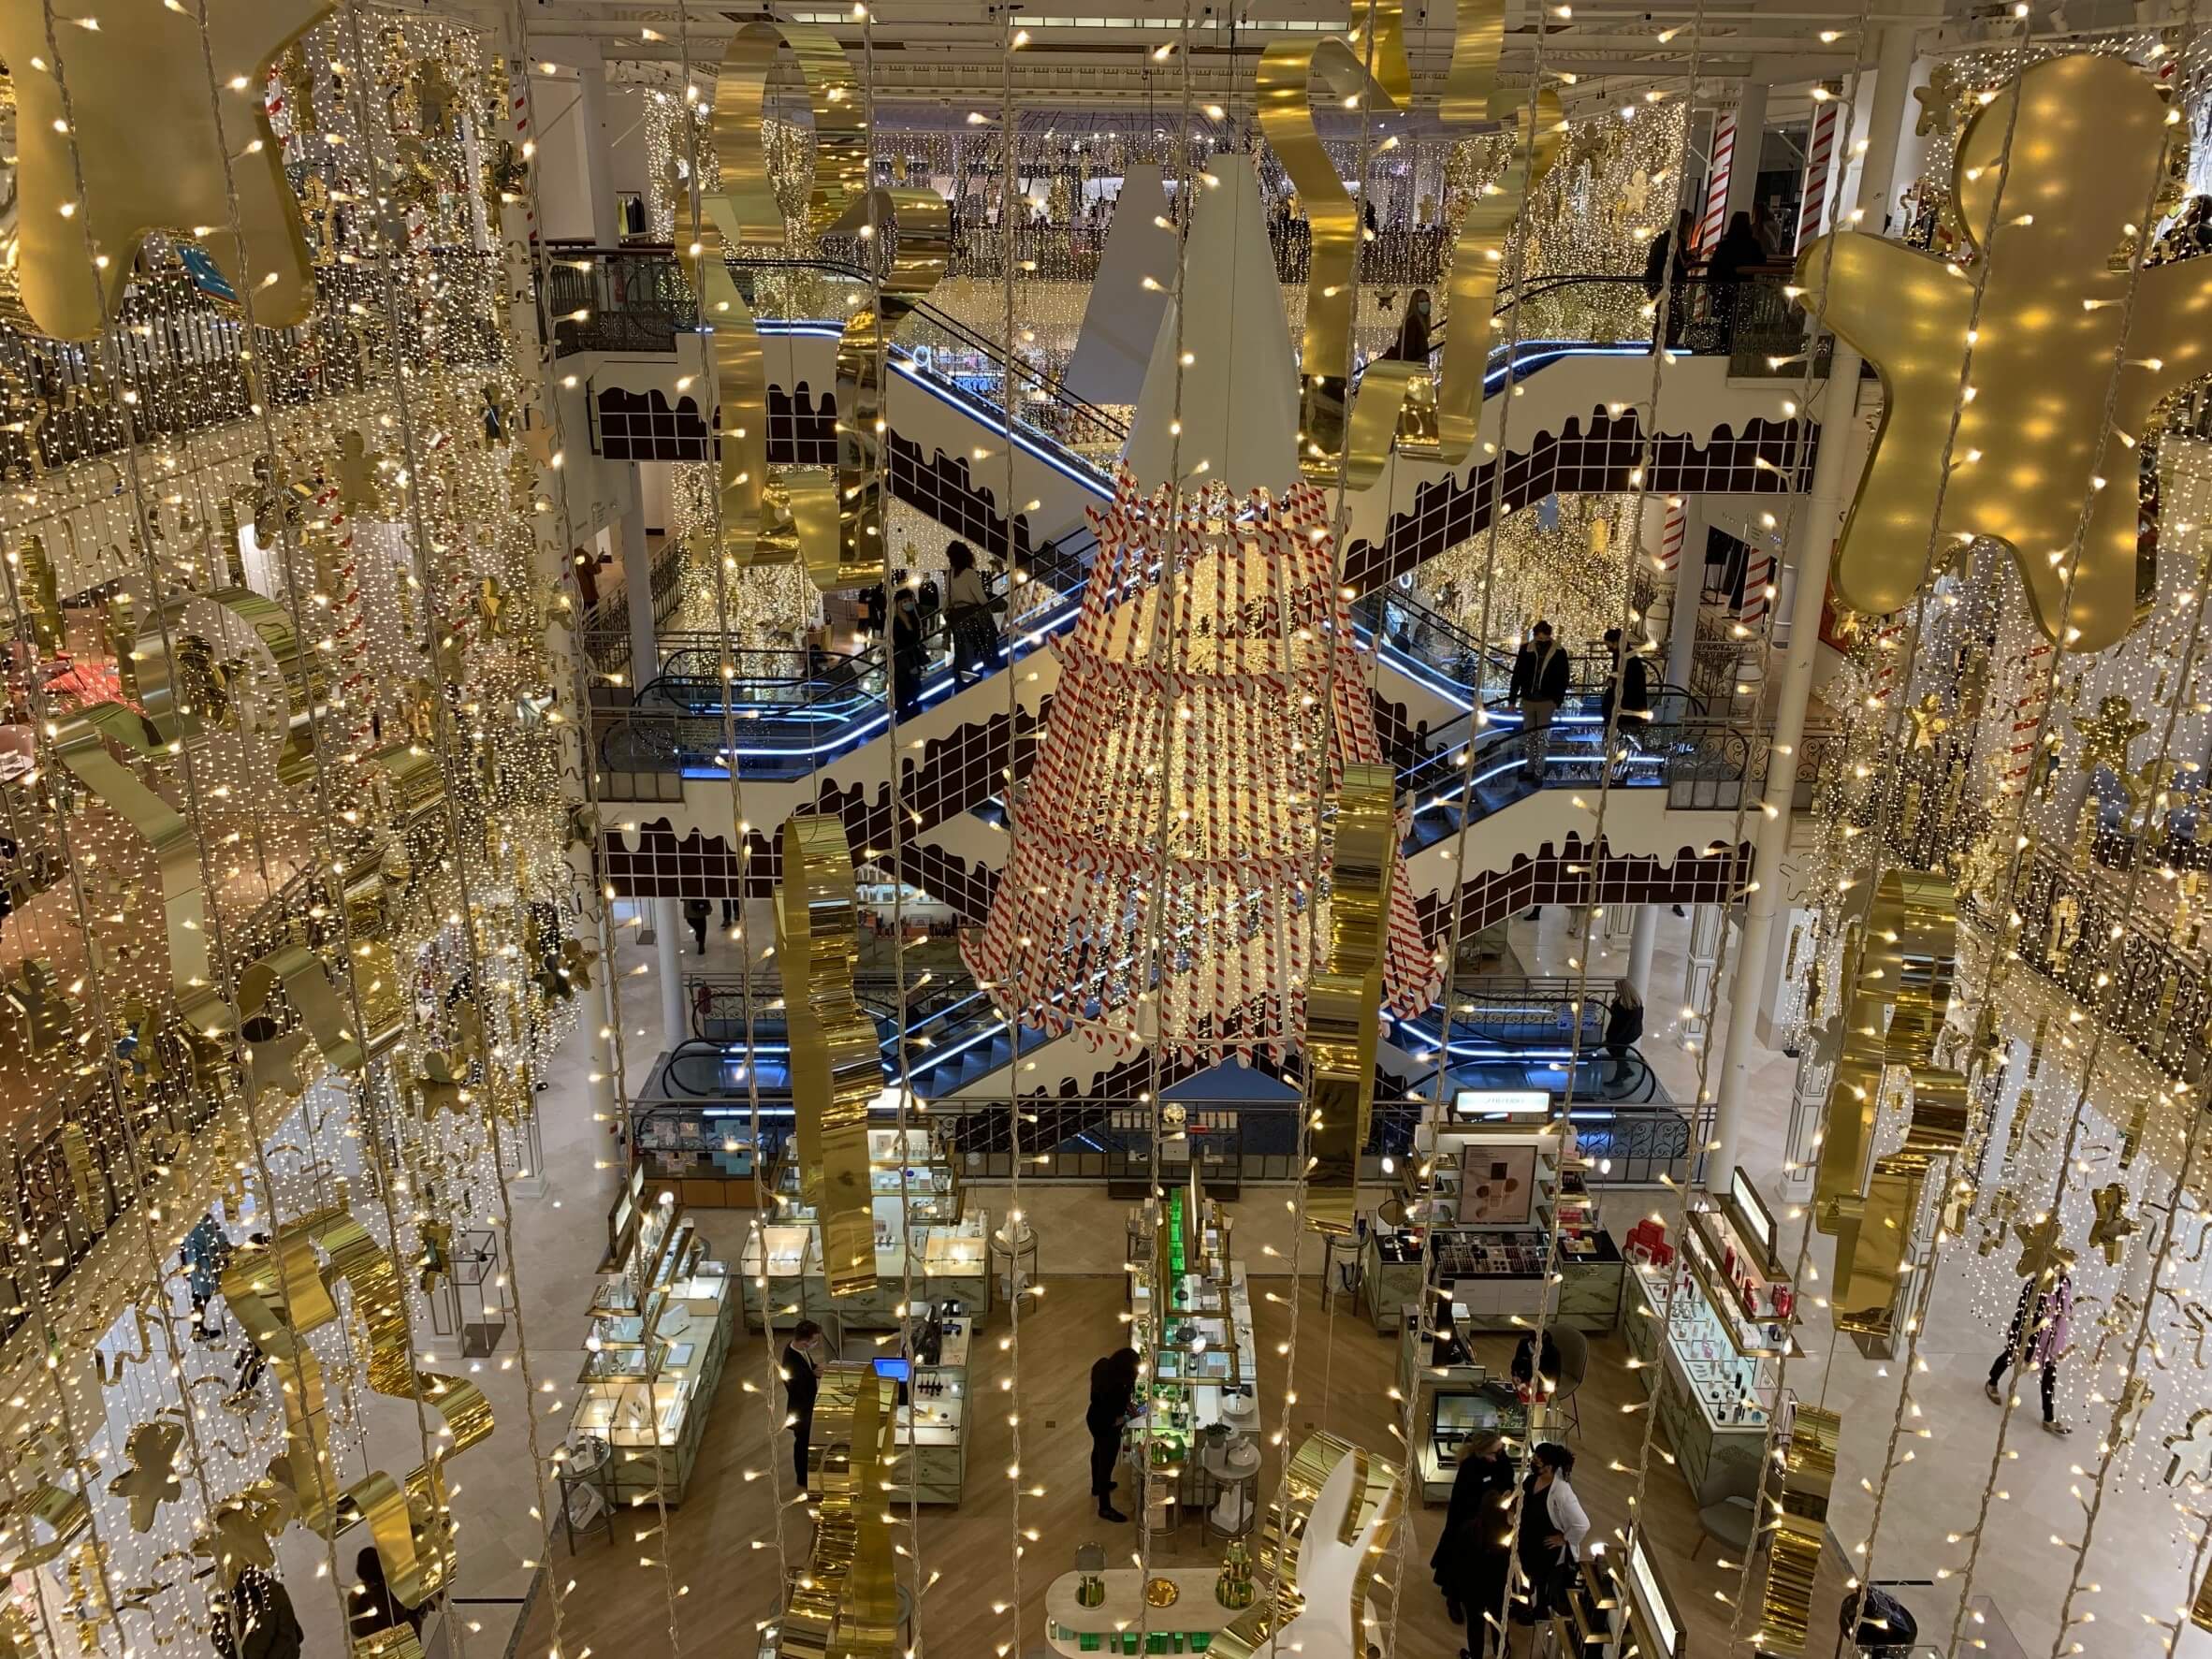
1602,977,1644,1092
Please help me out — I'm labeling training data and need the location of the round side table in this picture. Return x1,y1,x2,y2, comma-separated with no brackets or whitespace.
1199,1440,1262,1542
990,1220,1040,1303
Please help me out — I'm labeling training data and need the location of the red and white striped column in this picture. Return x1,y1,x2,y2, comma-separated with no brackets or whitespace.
1797,93,1841,253
1698,115,1737,255
2000,641,2057,798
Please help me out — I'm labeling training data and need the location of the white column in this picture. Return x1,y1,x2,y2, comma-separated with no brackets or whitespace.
1707,11,1925,1189
620,468,657,691
1721,80,1769,231
1627,905,1658,1004
575,55,624,248
1664,499,1707,720
1679,904,1724,1050
654,896,687,1050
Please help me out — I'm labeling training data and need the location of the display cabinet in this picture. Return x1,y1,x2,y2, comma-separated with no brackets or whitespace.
633,1110,764,1208
569,1194,735,1505
1393,1319,1535,1505
881,1302,973,1505
739,1210,990,1332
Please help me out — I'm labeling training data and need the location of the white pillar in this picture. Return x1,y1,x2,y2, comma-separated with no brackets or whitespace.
620,469,657,691
1707,10,1925,1190
1627,905,1658,1004
1721,81,1769,231
1679,903,1724,1049
1664,499,1707,720
575,55,624,249
654,896,688,1049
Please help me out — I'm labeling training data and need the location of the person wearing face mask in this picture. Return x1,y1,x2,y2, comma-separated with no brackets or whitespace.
1511,1443,1590,1626
1389,288,1433,364
782,1319,827,1487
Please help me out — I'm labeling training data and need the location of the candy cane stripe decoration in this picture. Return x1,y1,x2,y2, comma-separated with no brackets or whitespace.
1797,95,1841,254
1699,114,1737,255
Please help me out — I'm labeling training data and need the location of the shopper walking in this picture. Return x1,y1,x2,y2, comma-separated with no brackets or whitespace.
1597,627,1651,733
1432,1430,1515,1650
212,1565,304,1659
1511,1443,1590,1627
1388,288,1433,364
181,1213,232,1343
1086,1346,1142,1522
1986,1261,2074,1434
1602,980,1644,1091
348,1547,425,1647
783,1318,827,1485
1643,210,1693,348
1507,621,1570,784
944,541,1003,687
683,896,711,955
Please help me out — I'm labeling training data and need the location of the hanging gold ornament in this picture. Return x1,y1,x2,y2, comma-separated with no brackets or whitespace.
1797,55,2212,655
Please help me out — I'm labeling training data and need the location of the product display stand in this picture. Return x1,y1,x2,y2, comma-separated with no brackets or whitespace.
1620,1177,1797,1506
740,1127,991,1331
570,1192,735,1505
885,1304,972,1505
1044,1567,1244,1654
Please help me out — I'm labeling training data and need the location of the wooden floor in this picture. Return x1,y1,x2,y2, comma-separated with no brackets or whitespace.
519,1275,1848,1657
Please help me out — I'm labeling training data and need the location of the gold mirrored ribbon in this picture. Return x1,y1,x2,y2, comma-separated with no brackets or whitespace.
221,1203,493,1611
51,589,321,1036
824,185,951,591
0,1,330,341
774,812,880,1298
1258,0,1563,489
1754,1403,1839,1653
779,1362,900,1659
1305,764,1394,1236
1207,1432,1403,1659
1811,871,1970,1338
675,23,862,576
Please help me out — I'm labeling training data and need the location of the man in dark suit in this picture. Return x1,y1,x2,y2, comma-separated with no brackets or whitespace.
782,1319,825,1488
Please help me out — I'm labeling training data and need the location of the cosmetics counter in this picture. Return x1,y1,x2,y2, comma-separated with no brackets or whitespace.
570,1184,735,1506
884,1303,972,1506
1126,1180,1262,1531
1360,1117,1623,1336
1620,1176,1797,1506
738,1127,991,1332
1393,1317,1535,1505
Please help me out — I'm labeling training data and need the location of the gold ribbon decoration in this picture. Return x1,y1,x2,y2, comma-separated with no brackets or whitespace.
0,0,331,341
1209,1433,1403,1659
237,939,405,1077
1794,53,2206,655
824,185,952,591
1755,1403,1840,1653
1257,0,1564,490
1304,764,1395,1236
774,812,881,1298
675,24,861,578
1812,870,1970,1338
50,588,323,1036
779,1362,900,1659
220,1203,493,1613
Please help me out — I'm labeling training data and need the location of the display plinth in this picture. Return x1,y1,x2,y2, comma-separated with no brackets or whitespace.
885,1307,972,1506
1044,1567,1244,1655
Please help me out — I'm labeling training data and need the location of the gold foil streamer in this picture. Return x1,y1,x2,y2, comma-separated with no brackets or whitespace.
1812,870,1970,1338
675,23,861,575
1305,764,1395,1236
1257,0,1563,488
774,812,880,1298
825,186,952,590
49,589,320,1035
237,941,405,1075
1754,1404,1839,1653
779,1362,901,1659
1795,53,2207,656
0,0,330,340
221,1203,493,1611
1208,1433,1403,1659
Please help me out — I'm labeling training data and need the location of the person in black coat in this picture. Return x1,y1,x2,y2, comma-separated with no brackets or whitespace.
1597,628,1652,731
1506,621,1572,783
891,587,927,722
1431,1430,1515,1647
348,1548,424,1647
1388,288,1433,363
1087,1346,1142,1521
1603,979,1645,1089
1644,210,1693,346
782,1319,826,1488
1707,210,1768,345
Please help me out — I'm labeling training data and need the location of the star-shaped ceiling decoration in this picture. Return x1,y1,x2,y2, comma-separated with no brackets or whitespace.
0,0,332,341
2012,1213,2074,1281
2088,1182,2140,1265
2075,695,2150,779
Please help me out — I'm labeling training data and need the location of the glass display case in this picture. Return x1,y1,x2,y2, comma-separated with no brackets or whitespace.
885,1302,972,1506
633,1111,764,1208
570,1195,735,1505
739,1208,992,1332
